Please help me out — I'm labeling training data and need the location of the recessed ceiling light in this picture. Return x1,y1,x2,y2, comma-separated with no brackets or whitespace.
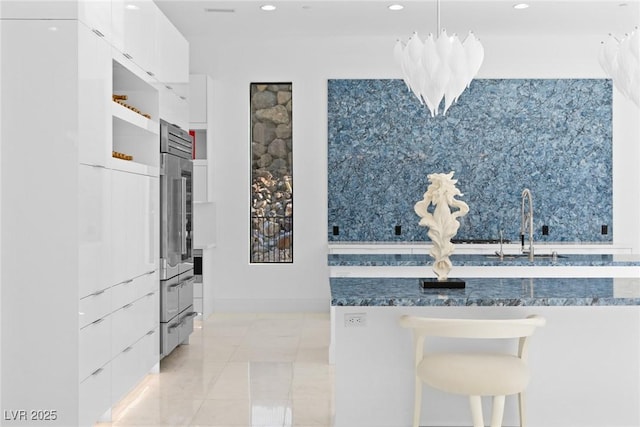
513,3,529,9
388,4,404,11
261,4,276,11
125,4,140,10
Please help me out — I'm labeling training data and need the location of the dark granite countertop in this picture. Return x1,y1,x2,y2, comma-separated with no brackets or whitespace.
330,277,640,306
328,254,640,267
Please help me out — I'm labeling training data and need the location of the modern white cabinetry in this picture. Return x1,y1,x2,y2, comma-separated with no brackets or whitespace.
189,74,217,319
79,165,113,298
79,21,112,167
111,0,157,76
155,11,189,85
189,74,209,125
78,0,112,40
1,2,188,426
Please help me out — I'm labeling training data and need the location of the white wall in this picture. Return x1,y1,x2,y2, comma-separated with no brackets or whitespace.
188,33,640,313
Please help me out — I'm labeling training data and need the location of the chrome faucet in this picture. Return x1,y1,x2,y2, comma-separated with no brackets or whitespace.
521,188,534,261
495,229,505,260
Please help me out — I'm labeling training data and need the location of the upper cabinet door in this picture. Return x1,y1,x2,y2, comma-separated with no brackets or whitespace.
78,25,112,167
112,0,159,78
78,0,112,41
155,12,189,85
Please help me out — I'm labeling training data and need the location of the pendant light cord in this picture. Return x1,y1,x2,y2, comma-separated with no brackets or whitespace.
437,0,441,35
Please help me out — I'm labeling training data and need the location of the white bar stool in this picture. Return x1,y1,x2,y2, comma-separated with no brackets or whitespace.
399,315,546,427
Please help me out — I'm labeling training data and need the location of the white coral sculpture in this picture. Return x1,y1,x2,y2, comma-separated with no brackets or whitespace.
414,171,469,281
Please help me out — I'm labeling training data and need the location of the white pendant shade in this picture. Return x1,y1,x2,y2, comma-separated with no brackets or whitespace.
599,28,640,108
394,29,484,117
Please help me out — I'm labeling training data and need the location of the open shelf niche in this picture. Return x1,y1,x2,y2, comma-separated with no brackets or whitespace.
111,58,159,173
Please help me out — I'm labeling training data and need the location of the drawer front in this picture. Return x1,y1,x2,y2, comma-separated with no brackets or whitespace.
178,275,195,314
111,277,136,312
138,327,159,378
135,269,157,300
112,327,159,406
79,287,111,328
79,362,111,427
178,307,197,344
160,275,180,322
136,291,159,336
160,317,181,357
111,291,157,357
79,315,112,381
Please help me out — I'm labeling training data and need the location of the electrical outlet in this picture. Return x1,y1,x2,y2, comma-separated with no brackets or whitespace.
333,226,339,236
344,313,367,327
395,225,402,236
542,225,549,236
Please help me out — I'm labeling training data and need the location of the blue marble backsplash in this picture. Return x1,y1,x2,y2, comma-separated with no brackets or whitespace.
327,79,612,243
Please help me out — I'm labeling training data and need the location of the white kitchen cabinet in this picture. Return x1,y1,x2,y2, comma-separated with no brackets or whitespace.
189,74,208,125
111,290,158,357
79,287,112,329
155,10,189,85
79,22,112,166
111,0,157,76
2,19,82,425
159,84,189,131
79,363,112,427
2,3,187,426
79,164,112,298
111,170,157,284
193,161,208,202
79,315,112,381
78,0,112,41
112,326,159,406
189,74,215,202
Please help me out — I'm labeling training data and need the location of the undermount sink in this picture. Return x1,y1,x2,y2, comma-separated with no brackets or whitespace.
485,253,567,260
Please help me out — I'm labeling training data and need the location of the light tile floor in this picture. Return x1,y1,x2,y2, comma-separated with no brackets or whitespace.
96,313,334,427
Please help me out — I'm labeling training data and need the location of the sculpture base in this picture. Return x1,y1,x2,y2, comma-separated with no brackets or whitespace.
420,278,466,289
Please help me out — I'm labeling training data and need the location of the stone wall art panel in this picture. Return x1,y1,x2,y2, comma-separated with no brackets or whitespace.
251,83,293,262
327,79,613,243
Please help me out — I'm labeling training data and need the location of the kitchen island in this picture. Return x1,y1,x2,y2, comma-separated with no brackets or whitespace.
329,253,640,427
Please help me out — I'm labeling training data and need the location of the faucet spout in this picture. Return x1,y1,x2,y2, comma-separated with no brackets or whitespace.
521,188,534,260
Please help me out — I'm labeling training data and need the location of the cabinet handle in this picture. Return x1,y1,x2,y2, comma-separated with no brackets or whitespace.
91,289,106,297
145,292,154,297
91,368,104,377
146,270,155,276
123,279,134,285
181,177,187,255
92,28,104,37
91,318,105,326
168,283,181,291
146,71,155,77
146,330,156,336
122,303,134,310
184,311,198,320
123,346,133,353
181,276,196,286
168,322,180,332
123,53,133,60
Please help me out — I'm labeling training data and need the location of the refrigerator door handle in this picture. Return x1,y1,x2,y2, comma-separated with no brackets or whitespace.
181,176,187,255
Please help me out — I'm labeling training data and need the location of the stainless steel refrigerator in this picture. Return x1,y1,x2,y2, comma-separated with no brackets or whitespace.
159,119,196,357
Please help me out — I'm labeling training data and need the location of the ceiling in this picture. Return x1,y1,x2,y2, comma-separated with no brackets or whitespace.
155,0,640,40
